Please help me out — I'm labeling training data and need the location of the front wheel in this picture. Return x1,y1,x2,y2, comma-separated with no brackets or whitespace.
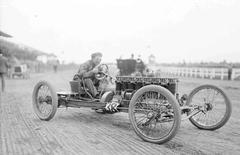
129,85,181,144
186,84,232,130
32,81,58,121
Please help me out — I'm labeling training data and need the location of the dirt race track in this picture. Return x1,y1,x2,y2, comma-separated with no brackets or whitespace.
1,69,240,155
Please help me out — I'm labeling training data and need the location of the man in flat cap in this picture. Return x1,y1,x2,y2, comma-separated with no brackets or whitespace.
75,52,102,97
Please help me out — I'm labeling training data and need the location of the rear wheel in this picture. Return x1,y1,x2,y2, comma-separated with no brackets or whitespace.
129,85,181,144
186,84,232,130
32,81,58,121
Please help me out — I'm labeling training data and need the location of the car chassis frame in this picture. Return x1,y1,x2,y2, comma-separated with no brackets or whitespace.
32,72,232,144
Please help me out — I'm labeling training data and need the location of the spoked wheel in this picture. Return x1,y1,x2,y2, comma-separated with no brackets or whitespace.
32,81,58,121
186,84,232,130
129,85,181,144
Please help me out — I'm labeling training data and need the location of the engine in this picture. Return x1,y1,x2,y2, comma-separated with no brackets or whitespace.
115,76,178,107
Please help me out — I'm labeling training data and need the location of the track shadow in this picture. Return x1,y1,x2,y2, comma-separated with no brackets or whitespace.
55,108,132,130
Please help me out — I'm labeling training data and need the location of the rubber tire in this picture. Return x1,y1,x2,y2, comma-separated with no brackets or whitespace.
129,85,181,144
32,81,58,121
186,84,232,130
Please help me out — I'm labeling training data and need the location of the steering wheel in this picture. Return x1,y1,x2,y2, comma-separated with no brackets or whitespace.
95,64,109,81
95,71,107,81
98,64,109,73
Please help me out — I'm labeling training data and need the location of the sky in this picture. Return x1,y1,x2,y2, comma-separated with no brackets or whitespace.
0,0,240,64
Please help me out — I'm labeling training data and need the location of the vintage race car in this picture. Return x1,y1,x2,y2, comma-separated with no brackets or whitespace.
32,64,232,144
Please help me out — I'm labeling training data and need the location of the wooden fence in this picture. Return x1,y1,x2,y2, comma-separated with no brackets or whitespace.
232,68,240,80
154,66,240,80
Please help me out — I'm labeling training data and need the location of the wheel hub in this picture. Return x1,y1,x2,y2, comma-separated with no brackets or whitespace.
205,103,213,111
38,96,52,104
147,112,154,119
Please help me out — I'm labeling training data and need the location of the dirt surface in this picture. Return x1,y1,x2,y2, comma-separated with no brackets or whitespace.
1,70,240,155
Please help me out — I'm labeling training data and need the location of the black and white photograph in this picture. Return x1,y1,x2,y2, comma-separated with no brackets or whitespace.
0,0,240,154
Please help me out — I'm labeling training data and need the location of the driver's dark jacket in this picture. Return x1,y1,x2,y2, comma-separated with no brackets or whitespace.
77,60,97,79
